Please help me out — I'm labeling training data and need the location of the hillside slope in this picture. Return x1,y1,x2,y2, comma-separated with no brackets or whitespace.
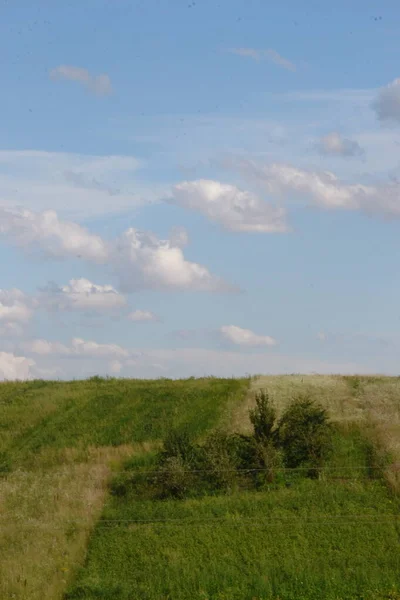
0,377,248,600
1,375,399,600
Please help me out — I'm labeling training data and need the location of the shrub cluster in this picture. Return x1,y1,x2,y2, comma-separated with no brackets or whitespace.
153,391,333,499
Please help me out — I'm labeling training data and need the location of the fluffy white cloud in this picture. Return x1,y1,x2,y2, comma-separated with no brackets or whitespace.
112,227,232,292
0,207,109,261
0,289,32,322
50,65,112,95
220,325,277,347
237,160,400,217
128,309,159,322
42,278,126,312
373,78,400,123
0,351,35,380
228,48,296,71
316,132,364,157
0,207,231,293
171,179,288,233
21,337,130,359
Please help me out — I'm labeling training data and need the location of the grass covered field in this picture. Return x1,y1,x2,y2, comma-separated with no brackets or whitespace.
0,377,247,469
65,426,400,600
1,374,400,600
0,377,248,599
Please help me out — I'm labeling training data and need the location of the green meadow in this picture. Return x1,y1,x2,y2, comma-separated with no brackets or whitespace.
1,375,399,600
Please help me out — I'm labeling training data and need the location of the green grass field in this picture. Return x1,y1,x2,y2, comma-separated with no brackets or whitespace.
0,377,248,599
0,377,247,469
65,427,400,600
1,375,400,600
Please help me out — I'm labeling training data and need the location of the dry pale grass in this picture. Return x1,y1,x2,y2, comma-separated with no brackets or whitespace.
0,443,152,600
234,375,400,492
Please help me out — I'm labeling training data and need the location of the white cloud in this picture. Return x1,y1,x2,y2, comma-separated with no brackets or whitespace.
170,179,288,233
0,207,109,261
227,48,296,71
42,278,126,312
316,132,364,157
169,226,189,248
50,65,112,95
0,207,231,293
228,47,261,60
264,49,296,72
112,227,233,292
220,325,277,347
128,309,159,322
373,78,400,123
0,289,32,322
236,159,400,218
22,337,130,359
109,360,123,374
0,351,35,380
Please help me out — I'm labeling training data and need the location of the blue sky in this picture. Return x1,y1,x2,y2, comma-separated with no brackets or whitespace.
1,0,400,379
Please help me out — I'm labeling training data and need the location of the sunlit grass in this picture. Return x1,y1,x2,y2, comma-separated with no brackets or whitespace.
65,428,400,600
0,377,249,599
1,377,249,469
0,445,139,600
248,375,400,492
2,375,400,599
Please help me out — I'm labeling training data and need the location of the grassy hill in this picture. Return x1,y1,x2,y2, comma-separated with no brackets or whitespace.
1,375,399,600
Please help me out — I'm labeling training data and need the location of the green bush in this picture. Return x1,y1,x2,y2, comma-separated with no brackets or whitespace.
249,389,276,442
159,429,199,466
150,392,333,498
157,455,196,499
277,396,333,474
201,431,239,492
157,430,202,498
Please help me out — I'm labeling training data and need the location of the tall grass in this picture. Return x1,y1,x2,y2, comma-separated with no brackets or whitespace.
65,429,400,600
248,375,400,492
0,445,139,600
0,377,249,599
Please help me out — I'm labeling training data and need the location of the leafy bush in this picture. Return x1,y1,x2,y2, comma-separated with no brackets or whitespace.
149,392,333,498
277,396,333,474
201,431,239,492
157,455,196,499
156,430,202,498
249,389,276,442
159,429,199,466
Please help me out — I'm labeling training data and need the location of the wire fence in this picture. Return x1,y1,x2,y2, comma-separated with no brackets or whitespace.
2,465,391,475
1,515,400,530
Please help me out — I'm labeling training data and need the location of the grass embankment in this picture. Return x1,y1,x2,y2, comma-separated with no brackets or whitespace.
0,377,248,600
66,380,400,600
